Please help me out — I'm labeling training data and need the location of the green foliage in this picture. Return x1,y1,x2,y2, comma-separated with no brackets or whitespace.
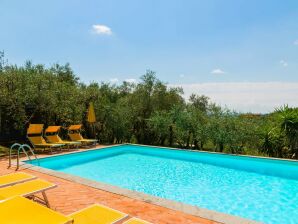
0,145,8,156
0,56,297,159
148,111,173,146
0,60,84,140
275,105,298,158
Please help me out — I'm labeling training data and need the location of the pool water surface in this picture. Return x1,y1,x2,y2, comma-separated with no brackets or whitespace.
26,145,298,224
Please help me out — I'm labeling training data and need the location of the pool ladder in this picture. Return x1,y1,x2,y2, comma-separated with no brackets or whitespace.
8,143,39,170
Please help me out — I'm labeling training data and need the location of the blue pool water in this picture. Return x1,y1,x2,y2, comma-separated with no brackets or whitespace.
27,145,298,223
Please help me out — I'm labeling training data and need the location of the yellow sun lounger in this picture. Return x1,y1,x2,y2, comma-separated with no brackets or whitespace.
123,218,152,224
0,196,128,224
27,124,64,152
68,124,97,145
0,196,73,224
69,204,128,224
0,179,56,207
45,126,81,147
0,172,36,188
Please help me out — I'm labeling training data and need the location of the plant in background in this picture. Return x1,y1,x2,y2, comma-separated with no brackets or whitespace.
276,105,298,158
261,127,284,157
1,56,298,160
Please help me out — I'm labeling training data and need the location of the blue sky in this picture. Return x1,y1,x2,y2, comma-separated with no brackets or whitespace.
1,0,298,112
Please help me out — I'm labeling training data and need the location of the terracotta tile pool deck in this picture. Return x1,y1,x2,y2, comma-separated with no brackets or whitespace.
0,145,219,224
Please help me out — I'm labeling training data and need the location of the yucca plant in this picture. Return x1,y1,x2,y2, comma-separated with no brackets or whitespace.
276,105,298,158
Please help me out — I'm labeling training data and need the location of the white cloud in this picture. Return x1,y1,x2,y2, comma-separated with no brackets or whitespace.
170,82,298,113
280,60,288,67
109,78,119,83
92,24,112,35
125,78,137,83
294,39,298,45
211,69,226,74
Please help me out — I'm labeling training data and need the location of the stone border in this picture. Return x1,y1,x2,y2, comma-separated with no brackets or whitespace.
128,143,298,164
18,144,261,224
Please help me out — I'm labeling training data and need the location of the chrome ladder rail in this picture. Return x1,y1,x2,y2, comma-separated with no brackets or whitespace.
8,143,39,170
8,143,22,168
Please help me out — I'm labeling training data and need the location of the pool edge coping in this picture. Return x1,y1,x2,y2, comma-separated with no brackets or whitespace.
21,142,298,164
17,144,262,224
127,143,298,164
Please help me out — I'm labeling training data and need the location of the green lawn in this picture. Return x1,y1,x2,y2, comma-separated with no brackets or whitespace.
0,145,8,157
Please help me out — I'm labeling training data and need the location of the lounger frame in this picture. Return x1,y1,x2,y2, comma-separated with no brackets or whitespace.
0,181,56,208
0,173,37,188
23,184,56,207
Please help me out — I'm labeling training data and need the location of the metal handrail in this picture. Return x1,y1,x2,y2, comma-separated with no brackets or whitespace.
8,143,39,170
21,144,38,161
8,143,22,168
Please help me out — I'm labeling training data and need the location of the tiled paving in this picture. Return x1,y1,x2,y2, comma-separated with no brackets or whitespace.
0,146,219,224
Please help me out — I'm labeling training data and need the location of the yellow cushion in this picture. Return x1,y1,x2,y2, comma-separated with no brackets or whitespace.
123,218,152,224
46,135,62,143
47,135,80,145
45,126,61,133
0,172,36,188
0,179,56,200
27,124,44,134
81,139,97,143
29,136,47,145
69,204,127,224
0,196,72,224
69,133,84,141
60,141,81,145
28,136,64,148
68,124,82,131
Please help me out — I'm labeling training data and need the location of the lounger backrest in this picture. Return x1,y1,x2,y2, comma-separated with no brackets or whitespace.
28,136,47,145
68,124,82,131
44,126,63,143
27,124,44,135
46,135,63,143
45,126,61,134
68,133,83,141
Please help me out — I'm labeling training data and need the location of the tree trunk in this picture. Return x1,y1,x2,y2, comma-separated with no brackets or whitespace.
193,139,199,149
219,143,224,152
169,125,173,147
186,131,191,148
200,141,204,150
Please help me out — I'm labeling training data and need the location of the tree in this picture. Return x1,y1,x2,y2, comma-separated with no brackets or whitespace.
189,94,209,112
1,57,298,160
148,111,173,145
276,106,298,158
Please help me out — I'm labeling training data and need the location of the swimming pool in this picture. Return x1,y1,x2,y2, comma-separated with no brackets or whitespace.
26,144,298,223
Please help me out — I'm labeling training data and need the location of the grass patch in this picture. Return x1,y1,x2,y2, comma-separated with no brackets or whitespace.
0,145,8,157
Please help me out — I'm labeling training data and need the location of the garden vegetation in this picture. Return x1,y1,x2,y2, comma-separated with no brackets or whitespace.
0,53,297,159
